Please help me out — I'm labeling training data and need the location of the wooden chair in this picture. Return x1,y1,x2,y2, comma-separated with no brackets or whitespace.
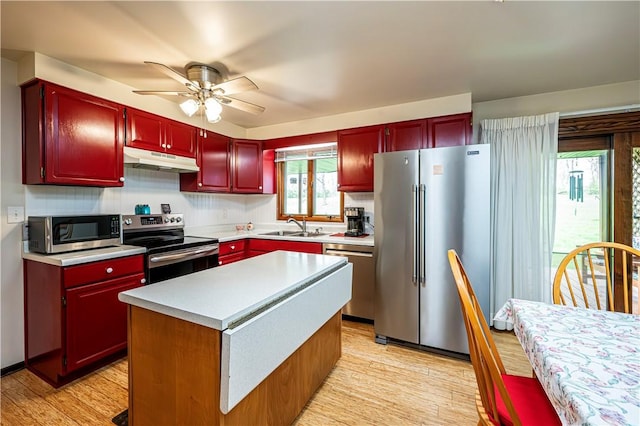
447,250,560,426
552,242,640,314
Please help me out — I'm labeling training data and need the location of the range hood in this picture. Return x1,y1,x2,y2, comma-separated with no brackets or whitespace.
123,146,199,173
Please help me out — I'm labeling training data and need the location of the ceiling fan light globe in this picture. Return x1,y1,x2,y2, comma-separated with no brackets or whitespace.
204,98,223,122
207,115,222,124
179,99,199,117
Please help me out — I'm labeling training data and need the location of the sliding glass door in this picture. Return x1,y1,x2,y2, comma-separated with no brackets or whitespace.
552,150,610,269
557,113,640,312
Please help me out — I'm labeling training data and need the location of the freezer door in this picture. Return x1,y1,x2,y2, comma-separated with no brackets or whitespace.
374,150,420,344
419,145,490,355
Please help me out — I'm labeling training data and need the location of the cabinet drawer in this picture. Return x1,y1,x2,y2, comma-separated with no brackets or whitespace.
63,255,144,288
219,240,247,256
249,239,323,254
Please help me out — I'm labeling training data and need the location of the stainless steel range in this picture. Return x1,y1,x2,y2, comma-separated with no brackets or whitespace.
122,214,219,284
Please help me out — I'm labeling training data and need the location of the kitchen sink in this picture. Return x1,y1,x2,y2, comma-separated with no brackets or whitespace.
260,230,328,237
289,232,328,237
260,230,302,236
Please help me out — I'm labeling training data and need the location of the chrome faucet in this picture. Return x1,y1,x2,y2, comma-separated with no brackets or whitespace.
287,217,306,233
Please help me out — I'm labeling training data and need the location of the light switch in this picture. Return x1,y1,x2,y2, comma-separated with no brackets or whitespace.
8,206,24,223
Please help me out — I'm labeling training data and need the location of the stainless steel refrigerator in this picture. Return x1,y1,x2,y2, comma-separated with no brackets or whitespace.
373,144,490,355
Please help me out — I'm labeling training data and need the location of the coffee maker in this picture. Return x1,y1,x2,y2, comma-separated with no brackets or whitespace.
345,207,366,237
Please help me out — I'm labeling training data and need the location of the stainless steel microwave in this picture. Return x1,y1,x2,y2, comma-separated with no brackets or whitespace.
28,215,121,254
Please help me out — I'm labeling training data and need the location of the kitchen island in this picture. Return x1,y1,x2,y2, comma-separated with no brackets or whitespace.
118,250,352,426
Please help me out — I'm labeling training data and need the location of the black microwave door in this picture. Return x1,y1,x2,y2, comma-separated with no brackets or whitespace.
51,215,119,244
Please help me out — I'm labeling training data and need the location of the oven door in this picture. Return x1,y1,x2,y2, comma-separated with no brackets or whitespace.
147,243,219,284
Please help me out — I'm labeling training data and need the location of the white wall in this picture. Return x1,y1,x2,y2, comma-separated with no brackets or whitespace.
1,58,26,368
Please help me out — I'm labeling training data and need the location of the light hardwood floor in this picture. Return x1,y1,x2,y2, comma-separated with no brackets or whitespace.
1,320,530,426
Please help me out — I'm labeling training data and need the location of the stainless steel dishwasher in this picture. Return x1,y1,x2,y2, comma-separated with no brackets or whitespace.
323,243,375,321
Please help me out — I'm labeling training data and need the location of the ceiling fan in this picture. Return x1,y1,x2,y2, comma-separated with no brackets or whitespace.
133,61,265,123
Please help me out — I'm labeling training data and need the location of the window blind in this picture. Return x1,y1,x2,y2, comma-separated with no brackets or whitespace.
274,142,337,162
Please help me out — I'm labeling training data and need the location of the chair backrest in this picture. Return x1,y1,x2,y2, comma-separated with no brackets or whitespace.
447,250,505,373
552,242,640,314
448,249,521,425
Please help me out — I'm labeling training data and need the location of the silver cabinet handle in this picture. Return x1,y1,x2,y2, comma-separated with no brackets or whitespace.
140,278,146,284
149,246,218,263
325,250,373,257
106,267,113,274
230,245,235,250
119,177,125,182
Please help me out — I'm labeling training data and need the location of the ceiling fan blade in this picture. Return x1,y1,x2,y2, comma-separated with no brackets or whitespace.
218,95,265,115
133,90,193,96
144,61,198,90
212,76,258,96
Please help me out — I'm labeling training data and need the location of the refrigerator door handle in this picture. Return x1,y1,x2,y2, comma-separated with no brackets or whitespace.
412,184,418,284
419,183,426,286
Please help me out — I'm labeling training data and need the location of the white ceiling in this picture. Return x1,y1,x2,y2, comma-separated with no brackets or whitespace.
2,1,639,129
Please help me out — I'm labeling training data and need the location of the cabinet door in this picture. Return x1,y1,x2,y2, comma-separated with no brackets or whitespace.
427,113,472,148
65,273,144,373
201,130,231,192
386,119,427,152
125,107,164,152
44,84,124,186
232,139,263,193
165,119,197,157
337,125,384,192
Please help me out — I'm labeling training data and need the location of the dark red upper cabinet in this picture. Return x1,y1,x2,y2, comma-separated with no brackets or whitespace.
164,119,197,158
426,112,472,148
337,125,384,192
232,139,263,193
125,108,196,158
125,108,164,152
180,135,263,194
180,130,231,192
22,80,125,187
385,119,427,151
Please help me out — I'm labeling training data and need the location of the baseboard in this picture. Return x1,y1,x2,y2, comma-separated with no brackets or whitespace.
342,314,374,325
1,361,25,377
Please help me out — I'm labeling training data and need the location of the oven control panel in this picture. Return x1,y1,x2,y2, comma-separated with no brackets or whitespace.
122,214,184,230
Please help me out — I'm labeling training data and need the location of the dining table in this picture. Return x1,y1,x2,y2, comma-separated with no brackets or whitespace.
495,299,640,426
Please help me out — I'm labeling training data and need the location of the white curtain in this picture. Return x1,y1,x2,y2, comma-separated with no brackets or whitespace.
482,113,559,329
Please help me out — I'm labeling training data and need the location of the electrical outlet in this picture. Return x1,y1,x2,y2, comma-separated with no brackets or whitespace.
7,206,24,224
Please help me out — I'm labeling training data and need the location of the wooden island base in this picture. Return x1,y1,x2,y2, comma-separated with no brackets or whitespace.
128,306,342,426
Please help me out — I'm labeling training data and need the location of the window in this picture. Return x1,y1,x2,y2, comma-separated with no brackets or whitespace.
552,149,610,269
276,143,343,222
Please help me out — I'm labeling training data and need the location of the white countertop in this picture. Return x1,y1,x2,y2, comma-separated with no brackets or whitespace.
118,251,348,331
22,245,147,266
22,226,372,267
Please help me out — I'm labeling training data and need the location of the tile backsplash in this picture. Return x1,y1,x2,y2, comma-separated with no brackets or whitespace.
24,167,373,229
